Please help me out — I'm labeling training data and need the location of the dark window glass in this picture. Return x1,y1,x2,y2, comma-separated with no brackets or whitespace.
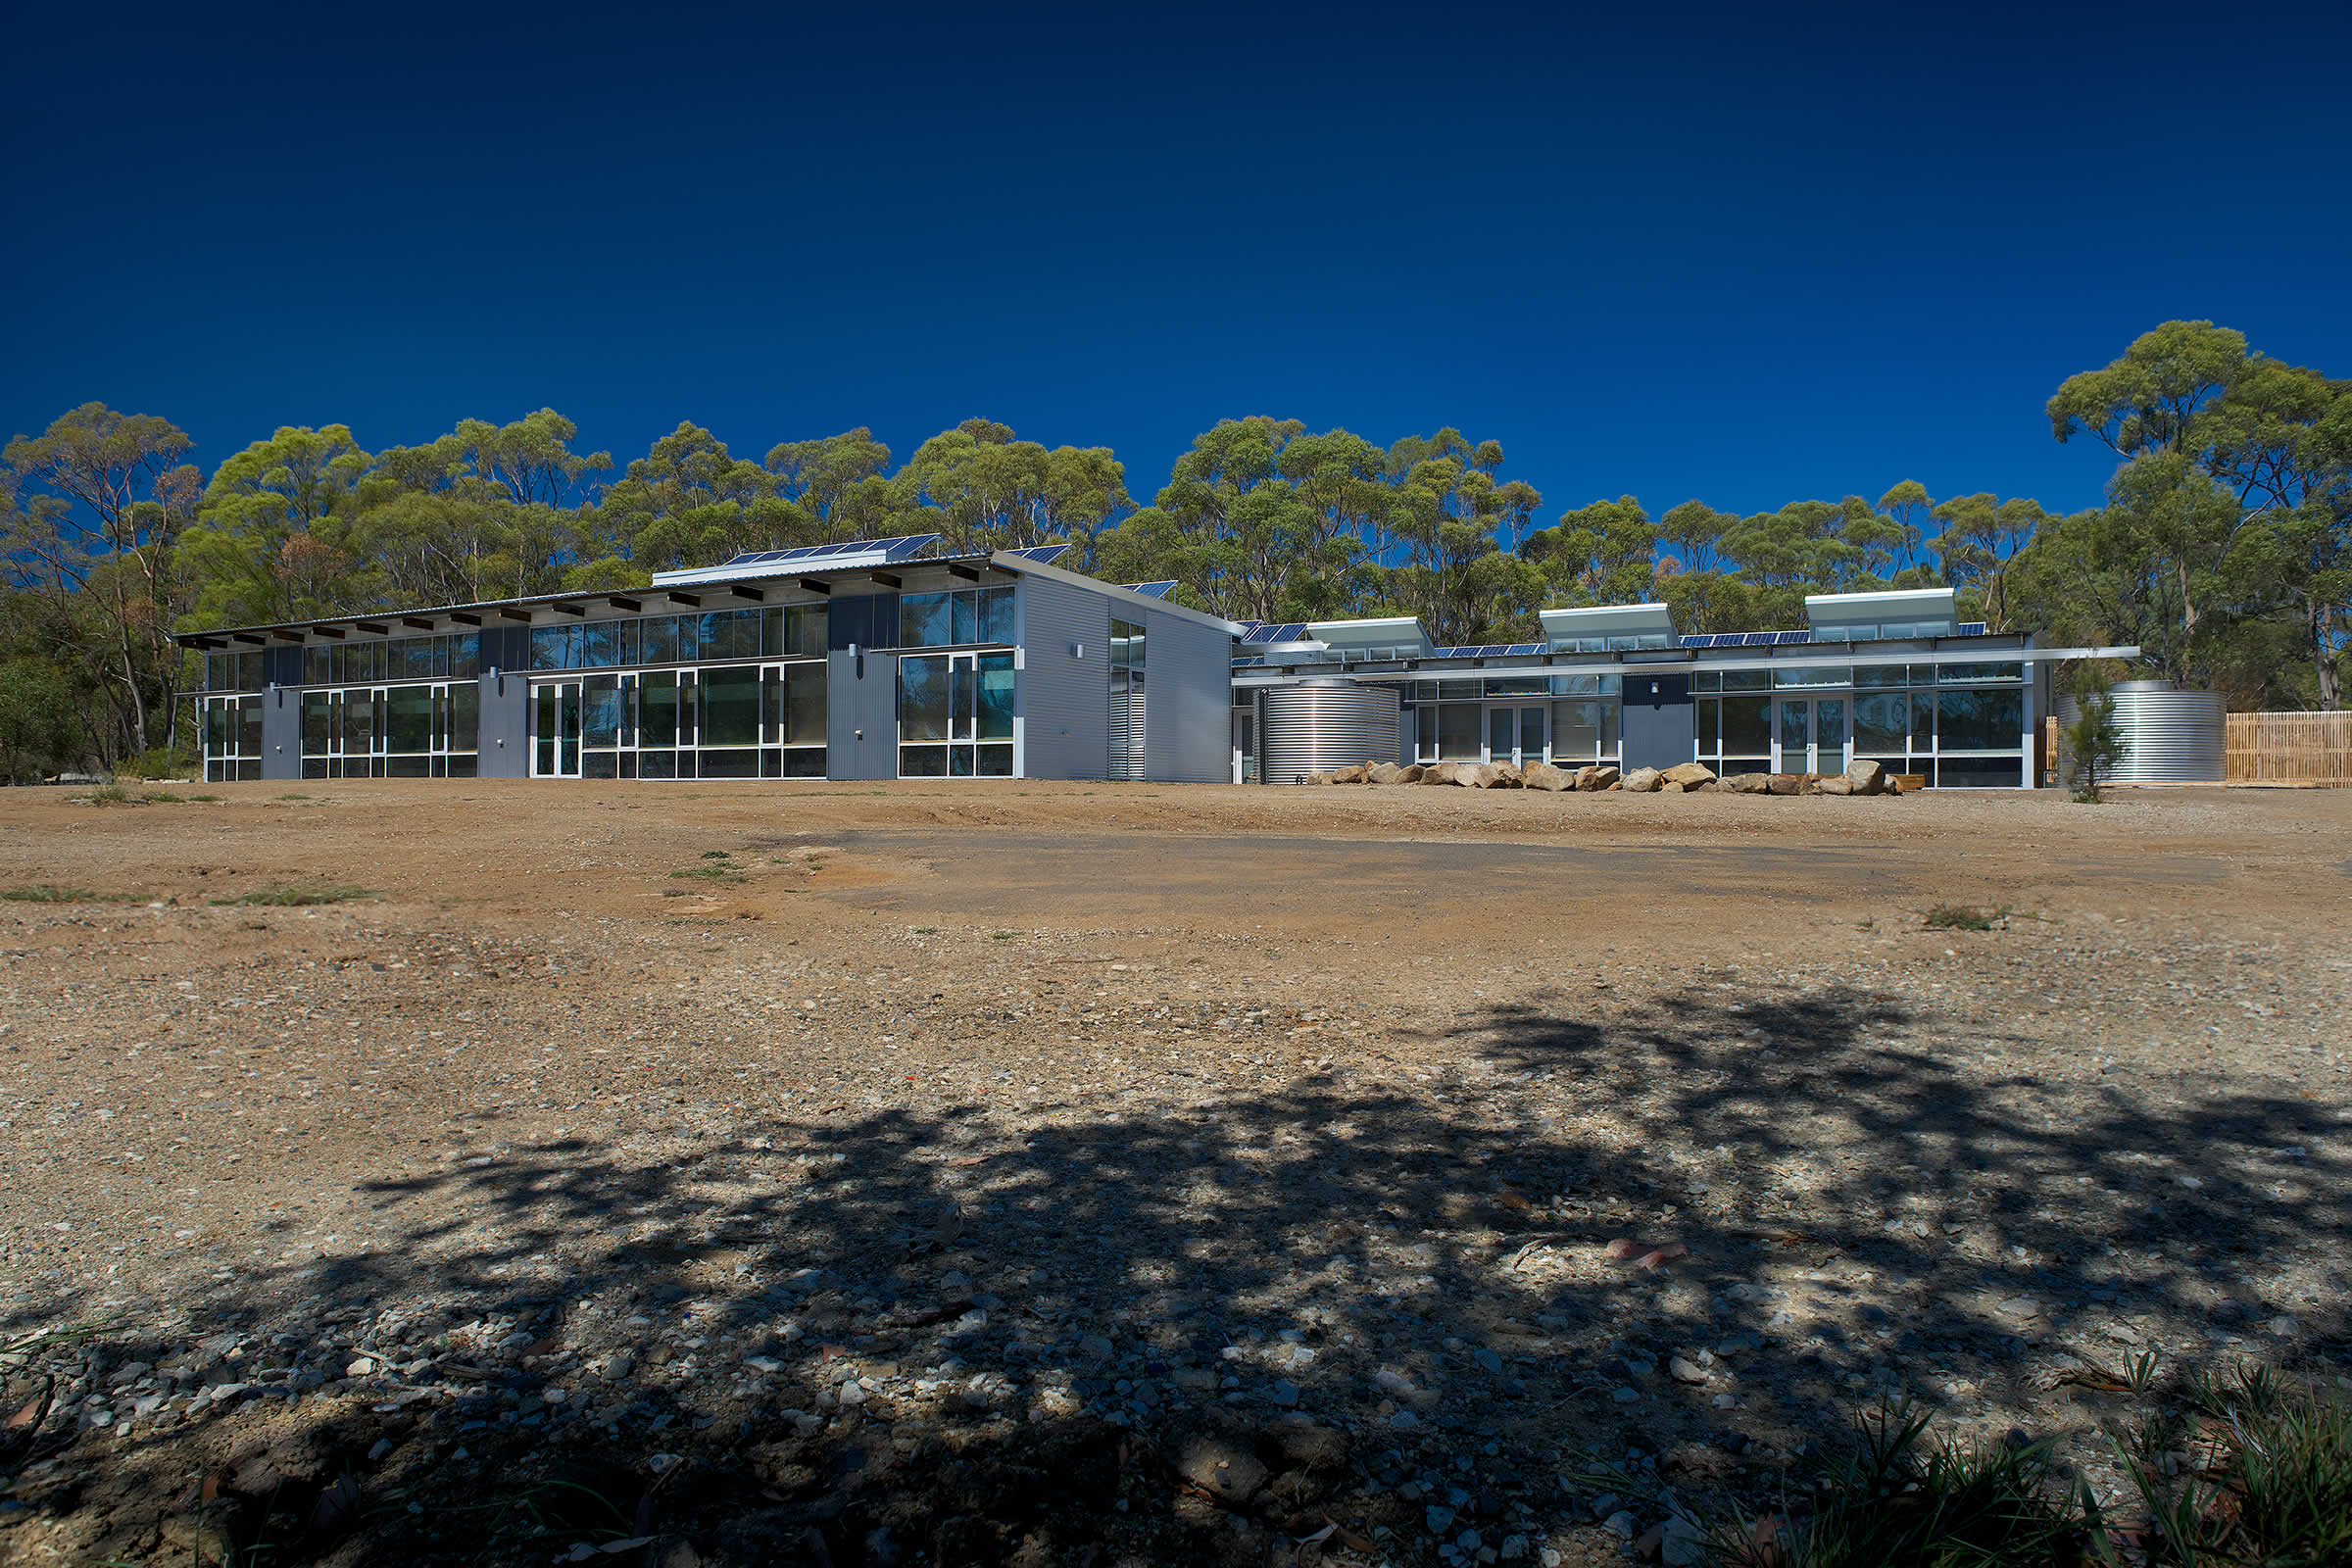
450,633,479,678
899,656,950,741
239,697,265,758
1853,690,1908,753
952,592,977,647
1436,704,1480,760
1853,664,1909,688
700,748,758,779
388,755,430,777
761,608,783,658
701,667,760,746
1695,697,1719,754
581,620,619,668
305,648,330,685
1938,662,2025,684
530,626,569,670
900,744,949,776
977,654,1014,741
583,751,617,779
783,747,825,778
1937,757,2022,788
1439,679,1480,701
1690,670,1719,692
1721,695,1770,754
901,593,954,649
302,693,331,755
786,605,826,658
640,674,679,748
979,585,1015,643
1720,669,1770,692
977,743,1013,776
1911,692,1936,748
449,683,479,752
638,751,676,779
643,616,679,665
1936,688,2025,751
387,685,433,753
584,675,622,747
786,664,826,745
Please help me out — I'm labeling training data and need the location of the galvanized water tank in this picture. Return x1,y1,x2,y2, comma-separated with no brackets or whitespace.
2055,680,2225,784
1260,678,1400,783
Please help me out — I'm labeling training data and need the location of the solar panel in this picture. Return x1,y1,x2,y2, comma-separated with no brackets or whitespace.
1004,543,1071,564
1956,621,1985,636
1775,629,1811,645
723,533,939,568
1120,580,1178,599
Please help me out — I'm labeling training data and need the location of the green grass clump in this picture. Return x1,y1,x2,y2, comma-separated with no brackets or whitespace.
668,864,743,882
701,849,732,859
3,885,134,904
2112,1362,2352,1566
210,883,377,906
1924,904,2008,931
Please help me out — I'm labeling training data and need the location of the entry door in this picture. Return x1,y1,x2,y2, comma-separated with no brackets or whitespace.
1774,698,1850,774
532,681,582,777
1487,706,1547,764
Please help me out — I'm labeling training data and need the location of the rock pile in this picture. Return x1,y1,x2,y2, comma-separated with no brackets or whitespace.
1298,759,1901,796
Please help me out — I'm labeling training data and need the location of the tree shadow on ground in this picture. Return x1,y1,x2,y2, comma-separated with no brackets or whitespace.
16,981,2348,1566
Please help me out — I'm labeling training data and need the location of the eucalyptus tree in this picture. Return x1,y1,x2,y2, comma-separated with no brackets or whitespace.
1524,496,1655,607
900,418,1131,556
184,424,372,626
3,403,202,761
1930,494,2047,633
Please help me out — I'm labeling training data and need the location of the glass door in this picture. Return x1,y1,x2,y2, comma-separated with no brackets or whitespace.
532,681,583,777
901,651,1015,776
1775,699,1811,773
1488,705,1547,763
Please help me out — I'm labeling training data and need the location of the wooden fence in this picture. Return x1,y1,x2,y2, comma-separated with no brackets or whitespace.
2226,710,2352,786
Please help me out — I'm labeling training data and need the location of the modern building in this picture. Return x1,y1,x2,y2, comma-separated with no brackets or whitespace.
178,537,1239,785
1233,587,2138,788
182,549,2132,790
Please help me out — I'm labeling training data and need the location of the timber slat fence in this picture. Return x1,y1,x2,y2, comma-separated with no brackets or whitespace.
2226,710,2352,786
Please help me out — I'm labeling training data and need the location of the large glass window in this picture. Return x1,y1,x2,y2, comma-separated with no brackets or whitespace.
640,673,680,748
1936,688,2025,752
387,686,433,754
899,585,1015,649
1853,690,1909,754
902,651,1016,776
701,666,761,747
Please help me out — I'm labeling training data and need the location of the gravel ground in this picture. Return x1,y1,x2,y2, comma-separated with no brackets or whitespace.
0,779,2347,1567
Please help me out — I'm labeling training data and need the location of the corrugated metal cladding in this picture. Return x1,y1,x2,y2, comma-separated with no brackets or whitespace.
1142,609,1235,783
826,648,898,779
261,686,301,780
1261,680,1401,783
1017,575,1110,780
2055,681,2225,784
477,671,529,777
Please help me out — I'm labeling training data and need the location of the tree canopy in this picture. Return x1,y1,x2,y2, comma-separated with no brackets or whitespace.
3,318,2343,776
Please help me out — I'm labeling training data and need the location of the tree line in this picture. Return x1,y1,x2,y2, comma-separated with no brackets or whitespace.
2,319,2344,777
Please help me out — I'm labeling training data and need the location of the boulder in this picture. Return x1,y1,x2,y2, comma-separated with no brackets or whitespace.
1367,761,1406,785
1724,772,1772,794
1843,759,1886,796
1661,761,1717,792
1521,760,1571,792
1576,765,1620,792
1766,772,1803,795
1298,771,1330,785
1419,761,1461,785
1621,766,1664,793
1488,761,1525,788
1457,762,1498,788
1397,763,1426,783
1800,771,1824,795
1687,779,1722,791
1816,776,1854,795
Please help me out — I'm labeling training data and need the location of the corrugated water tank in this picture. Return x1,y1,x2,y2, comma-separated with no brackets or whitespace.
2055,679,2225,784
1260,679,1400,783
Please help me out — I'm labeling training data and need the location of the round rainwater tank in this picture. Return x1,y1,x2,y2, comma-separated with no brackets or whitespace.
1260,679,1400,783
2054,680,2225,785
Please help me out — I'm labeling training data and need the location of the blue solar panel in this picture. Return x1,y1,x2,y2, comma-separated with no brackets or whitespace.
1956,621,1985,636
1004,543,1071,564
1242,621,1310,643
1775,629,1811,645
1680,633,1718,649
726,533,939,568
1120,580,1178,599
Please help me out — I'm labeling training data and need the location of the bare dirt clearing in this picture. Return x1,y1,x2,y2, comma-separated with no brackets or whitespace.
2,781,2348,1566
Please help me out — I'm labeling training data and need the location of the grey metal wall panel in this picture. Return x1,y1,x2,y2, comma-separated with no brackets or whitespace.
1017,576,1109,780
826,649,899,779
1144,607,1237,783
261,687,301,781
1621,671,1694,772
476,672,529,778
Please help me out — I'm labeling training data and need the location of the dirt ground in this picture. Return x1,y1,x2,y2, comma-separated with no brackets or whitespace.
1,778,2347,1567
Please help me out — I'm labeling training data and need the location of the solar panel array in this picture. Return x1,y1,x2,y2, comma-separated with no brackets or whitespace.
725,533,940,568
1678,629,1814,649
1430,642,1545,659
1241,621,1313,643
1003,543,1072,564
1956,621,1986,636
1120,580,1178,599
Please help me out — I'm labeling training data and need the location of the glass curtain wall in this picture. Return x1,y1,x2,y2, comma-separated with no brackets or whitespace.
1693,662,2027,786
301,683,480,778
202,696,266,781
1407,674,1620,766
899,652,1015,776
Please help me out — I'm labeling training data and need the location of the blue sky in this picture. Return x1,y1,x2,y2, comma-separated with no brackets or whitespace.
6,1,2349,524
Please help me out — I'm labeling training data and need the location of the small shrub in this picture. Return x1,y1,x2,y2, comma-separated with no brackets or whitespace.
2065,679,2128,804
701,849,732,859
1924,904,2007,932
143,791,184,804
211,883,376,906
188,794,222,803
668,865,742,881
82,784,136,807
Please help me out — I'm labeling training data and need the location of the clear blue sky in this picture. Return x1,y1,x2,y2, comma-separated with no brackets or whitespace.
6,1,2348,523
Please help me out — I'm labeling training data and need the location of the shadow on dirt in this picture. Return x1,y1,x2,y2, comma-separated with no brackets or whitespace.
11,982,2345,1565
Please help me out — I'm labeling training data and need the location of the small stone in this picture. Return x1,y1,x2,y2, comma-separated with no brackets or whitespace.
1270,1380,1299,1407
346,1357,375,1377
1078,1334,1114,1362
1456,1527,1483,1551
1179,1439,1267,1504
1426,1504,1457,1533
1390,1409,1420,1429
1711,1393,1740,1408
1603,1510,1636,1541
543,1387,570,1405
1668,1356,1707,1385
1612,1387,1641,1403
648,1453,682,1475
1472,1348,1502,1375
2269,1315,2300,1337
367,1439,393,1461
1542,1550,1563,1567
